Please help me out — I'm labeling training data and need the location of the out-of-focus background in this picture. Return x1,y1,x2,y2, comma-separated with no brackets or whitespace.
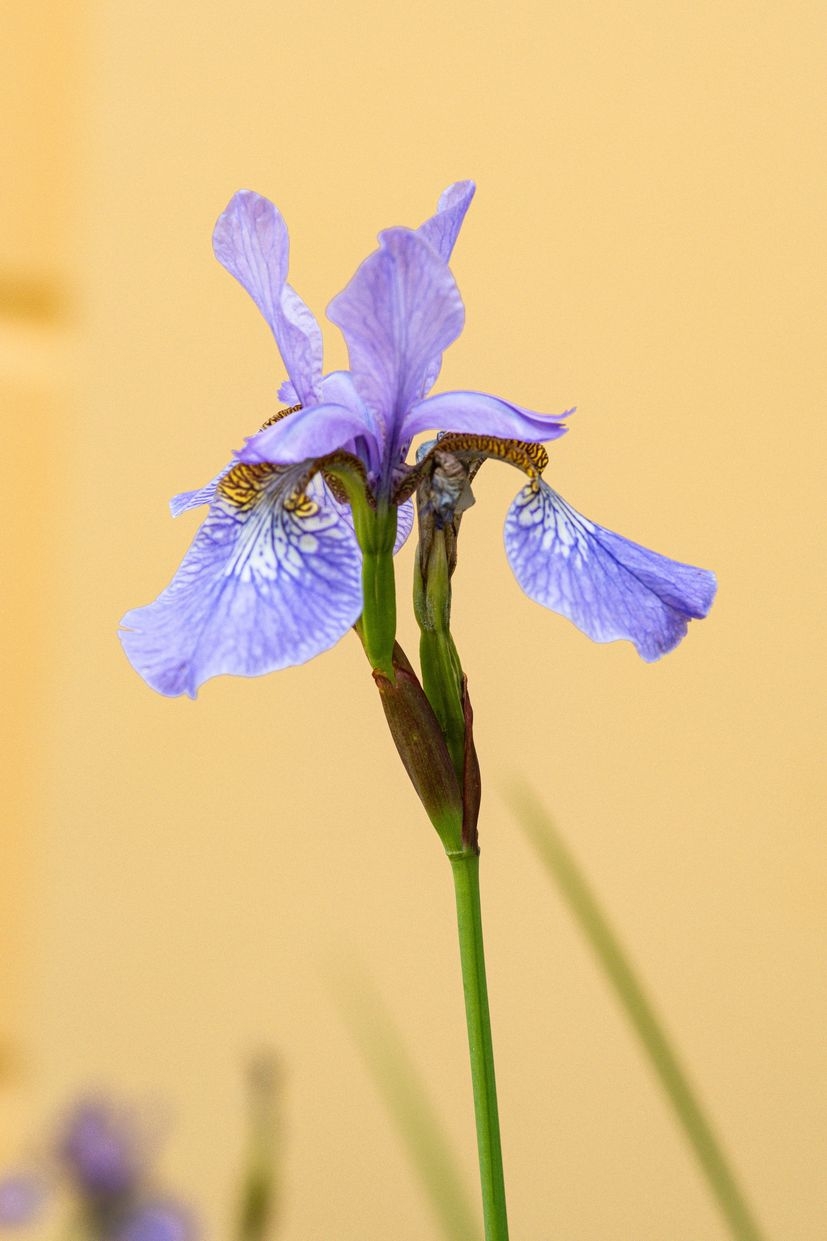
1,1,824,1237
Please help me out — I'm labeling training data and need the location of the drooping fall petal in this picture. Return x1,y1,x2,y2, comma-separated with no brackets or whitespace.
505,482,716,660
121,468,362,696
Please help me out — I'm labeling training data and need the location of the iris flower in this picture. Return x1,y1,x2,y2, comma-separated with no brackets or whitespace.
0,1098,197,1241
120,182,715,696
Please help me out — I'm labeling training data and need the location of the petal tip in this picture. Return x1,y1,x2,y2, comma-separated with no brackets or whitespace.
698,569,718,616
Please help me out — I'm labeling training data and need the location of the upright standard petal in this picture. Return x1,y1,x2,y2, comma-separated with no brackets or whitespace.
120,467,362,696
213,191,323,405
403,390,573,445
417,181,476,262
504,482,716,661
327,228,465,456
416,181,476,393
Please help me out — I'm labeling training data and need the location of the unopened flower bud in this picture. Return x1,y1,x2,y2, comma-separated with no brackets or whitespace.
372,644,464,852
415,448,476,583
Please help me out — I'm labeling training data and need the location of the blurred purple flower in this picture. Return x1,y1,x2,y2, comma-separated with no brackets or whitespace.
115,1203,197,1241
0,1174,46,1228
56,1098,145,1199
1,1096,197,1241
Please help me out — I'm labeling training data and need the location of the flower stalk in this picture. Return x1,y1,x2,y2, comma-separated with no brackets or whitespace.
362,608,507,1238
440,671,507,1240
326,460,400,682
450,851,508,1241
354,502,397,679
408,448,507,1239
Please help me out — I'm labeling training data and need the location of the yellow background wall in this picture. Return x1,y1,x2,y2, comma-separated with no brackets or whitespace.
2,1,824,1238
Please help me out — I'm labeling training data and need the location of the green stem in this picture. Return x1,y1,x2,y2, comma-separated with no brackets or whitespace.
515,788,768,1241
353,501,397,678
450,851,509,1241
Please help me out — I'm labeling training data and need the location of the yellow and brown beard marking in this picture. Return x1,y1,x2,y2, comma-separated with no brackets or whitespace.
219,464,320,517
436,433,549,479
393,433,549,505
220,398,368,517
321,469,351,506
258,402,302,431
282,490,319,518
296,450,371,507
219,403,322,517
218,462,279,511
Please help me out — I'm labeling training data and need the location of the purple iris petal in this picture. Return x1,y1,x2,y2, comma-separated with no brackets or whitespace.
115,1204,197,1241
239,373,381,471
57,1099,143,1198
170,466,231,517
317,371,379,426
417,180,476,262
504,482,716,661
237,401,376,467
393,498,415,552
331,373,386,460
327,228,465,461
416,181,475,393
277,378,300,404
0,1174,46,1226
213,191,322,405
278,283,323,402
120,472,363,697
315,370,384,474
403,391,573,445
